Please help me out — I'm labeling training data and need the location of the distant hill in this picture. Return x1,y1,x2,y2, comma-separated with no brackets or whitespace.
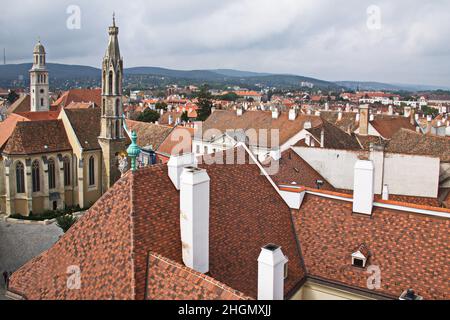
335,81,450,92
0,63,342,90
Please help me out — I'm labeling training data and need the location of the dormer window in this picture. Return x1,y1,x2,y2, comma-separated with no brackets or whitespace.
399,289,423,300
351,244,370,268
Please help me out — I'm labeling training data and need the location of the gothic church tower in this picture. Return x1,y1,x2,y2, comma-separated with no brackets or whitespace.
30,40,49,112
98,15,128,193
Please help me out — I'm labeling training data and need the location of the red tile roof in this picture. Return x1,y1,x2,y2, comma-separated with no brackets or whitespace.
0,113,28,149
292,194,449,300
53,89,102,109
146,253,250,300
9,148,306,300
157,126,194,157
3,120,71,155
370,117,416,139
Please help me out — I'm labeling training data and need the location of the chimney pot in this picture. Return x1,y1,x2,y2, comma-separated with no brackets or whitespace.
257,244,287,300
168,153,197,190
382,184,389,201
180,167,210,274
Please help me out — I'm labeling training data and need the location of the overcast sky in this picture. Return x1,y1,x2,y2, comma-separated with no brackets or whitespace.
1,0,450,86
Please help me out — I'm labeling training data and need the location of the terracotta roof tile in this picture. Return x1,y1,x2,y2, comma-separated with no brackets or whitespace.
386,129,450,162
125,120,173,150
3,120,71,155
64,108,102,151
292,194,450,300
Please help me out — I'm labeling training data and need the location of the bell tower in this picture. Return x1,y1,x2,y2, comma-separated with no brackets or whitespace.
98,14,128,192
30,40,49,112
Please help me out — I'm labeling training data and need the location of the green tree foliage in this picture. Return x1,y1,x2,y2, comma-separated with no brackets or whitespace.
181,111,189,123
421,105,439,117
7,90,19,104
137,109,161,123
155,101,168,110
56,215,78,233
196,86,213,121
218,92,239,101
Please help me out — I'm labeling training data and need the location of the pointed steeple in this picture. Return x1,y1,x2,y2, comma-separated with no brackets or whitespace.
105,13,121,62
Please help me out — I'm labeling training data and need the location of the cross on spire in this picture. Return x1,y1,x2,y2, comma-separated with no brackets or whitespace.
112,12,116,27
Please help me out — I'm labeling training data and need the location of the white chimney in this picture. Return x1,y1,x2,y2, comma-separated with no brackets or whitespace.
289,108,298,121
272,109,280,119
324,102,329,111
305,134,311,146
168,115,173,125
237,108,243,116
388,105,393,116
180,167,210,274
168,153,197,190
304,121,312,130
338,111,343,121
320,129,325,148
353,160,374,215
382,184,389,201
369,114,375,121
257,244,287,300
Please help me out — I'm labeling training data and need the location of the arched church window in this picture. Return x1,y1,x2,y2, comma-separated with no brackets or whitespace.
16,162,25,194
48,158,56,189
115,99,120,116
63,157,71,186
108,71,113,95
40,98,44,107
32,160,40,193
115,120,120,139
116,71,120,94
88,156,95,186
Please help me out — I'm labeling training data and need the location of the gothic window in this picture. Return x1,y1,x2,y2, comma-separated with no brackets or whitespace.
35,56,38,65
48,158,56,189
39,56,43,64
32,160,40,193
116,72,120,94
74,155,78,187
89,156,95,186
63,157,71,186
108,71,113,95
16,162,25,194
115,120,120,139
40,98,44,107
115,99,120,116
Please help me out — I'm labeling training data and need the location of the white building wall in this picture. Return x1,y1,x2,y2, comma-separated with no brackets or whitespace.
292,147,440,198
383,154,440,197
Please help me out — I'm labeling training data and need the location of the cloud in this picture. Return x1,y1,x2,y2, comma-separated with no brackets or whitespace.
0,0,449,86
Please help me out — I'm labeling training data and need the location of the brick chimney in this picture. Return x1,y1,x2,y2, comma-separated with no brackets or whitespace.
257,244,287,300
180,167,210,273
359,105,369,136
353,160,374,215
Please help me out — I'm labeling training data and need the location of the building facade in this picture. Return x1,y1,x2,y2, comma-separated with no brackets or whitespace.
0,18,128,216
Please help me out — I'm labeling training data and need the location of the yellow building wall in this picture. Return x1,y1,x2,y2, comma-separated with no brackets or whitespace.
14,199,28,216
32,197,45,214
83,151,103,208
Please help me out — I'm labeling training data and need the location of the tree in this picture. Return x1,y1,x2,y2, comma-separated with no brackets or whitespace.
56,215,78,233
181,111,189,123
7,90,19,104
196,86,213,121
137,109,160,123
421,105,439,117
155,101,168,110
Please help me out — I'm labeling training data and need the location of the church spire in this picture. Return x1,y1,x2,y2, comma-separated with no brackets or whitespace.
106,13,120,61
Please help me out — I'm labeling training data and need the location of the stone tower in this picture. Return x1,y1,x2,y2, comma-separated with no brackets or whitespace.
98,15,128,193
30,40,49,112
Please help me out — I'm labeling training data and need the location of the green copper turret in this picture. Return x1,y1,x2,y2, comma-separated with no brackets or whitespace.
127,131,141,171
